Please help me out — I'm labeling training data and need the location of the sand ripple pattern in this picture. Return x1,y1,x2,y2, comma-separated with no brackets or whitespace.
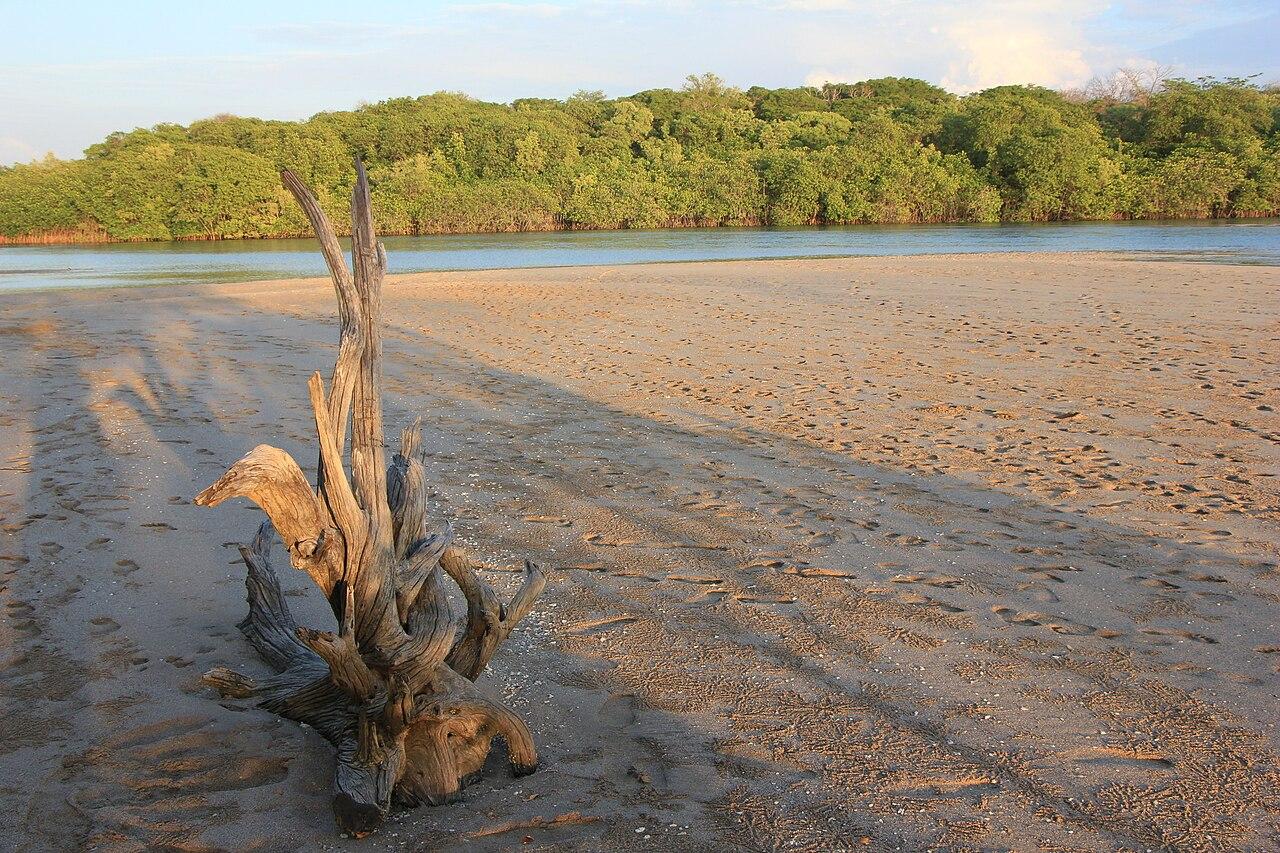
0,254,1276,850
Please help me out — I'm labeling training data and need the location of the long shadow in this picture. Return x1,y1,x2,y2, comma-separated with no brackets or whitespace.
0,283,343,851
335,285,1280,846
0,276,1276,851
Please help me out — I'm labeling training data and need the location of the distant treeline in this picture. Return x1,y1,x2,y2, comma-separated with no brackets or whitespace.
2,73,1278,243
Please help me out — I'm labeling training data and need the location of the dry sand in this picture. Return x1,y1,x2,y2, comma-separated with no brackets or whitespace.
0,253,1277,851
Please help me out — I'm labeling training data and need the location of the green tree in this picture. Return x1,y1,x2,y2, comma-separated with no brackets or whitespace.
564,158,671,229
0,156,90,237
749,86,827,121
1141,78,1275,156
3,72,1277,242
757,150,824,225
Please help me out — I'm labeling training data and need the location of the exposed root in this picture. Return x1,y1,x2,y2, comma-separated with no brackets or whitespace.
195,160,547,837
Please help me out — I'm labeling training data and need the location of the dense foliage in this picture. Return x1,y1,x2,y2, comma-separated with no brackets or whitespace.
2,73,1277,241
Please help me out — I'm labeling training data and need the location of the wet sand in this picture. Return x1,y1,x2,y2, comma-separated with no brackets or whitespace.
0,253,1277,851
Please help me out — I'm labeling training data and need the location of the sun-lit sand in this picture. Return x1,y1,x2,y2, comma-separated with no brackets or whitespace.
0,253,1276,850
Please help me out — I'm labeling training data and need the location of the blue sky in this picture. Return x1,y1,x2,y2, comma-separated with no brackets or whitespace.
2,0,1277,164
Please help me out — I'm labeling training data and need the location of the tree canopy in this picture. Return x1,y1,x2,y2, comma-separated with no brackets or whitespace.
2,73,1277,242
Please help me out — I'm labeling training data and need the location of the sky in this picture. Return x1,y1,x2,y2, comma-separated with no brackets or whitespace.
1,0,1277,165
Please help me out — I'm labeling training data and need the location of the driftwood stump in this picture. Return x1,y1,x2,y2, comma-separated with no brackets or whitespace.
195,160,545,837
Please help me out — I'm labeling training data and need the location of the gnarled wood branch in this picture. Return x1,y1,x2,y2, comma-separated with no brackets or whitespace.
281,168,364,472
388,419,428,559
195,159,548,837
443,550,547,681
194,446,337,595
233,521,322,672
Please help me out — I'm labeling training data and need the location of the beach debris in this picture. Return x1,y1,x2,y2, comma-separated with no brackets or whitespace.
781,565,858,578
193,160,547,838
666,573,723,584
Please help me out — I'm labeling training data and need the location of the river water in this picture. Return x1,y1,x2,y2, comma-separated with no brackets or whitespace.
1,219,1277,293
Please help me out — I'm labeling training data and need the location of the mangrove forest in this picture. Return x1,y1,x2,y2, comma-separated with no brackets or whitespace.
1,73,1277,243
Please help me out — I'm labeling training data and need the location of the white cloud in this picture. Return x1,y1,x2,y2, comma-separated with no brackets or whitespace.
1,0,1276,163
796,1,1111,92
941,12,1094,92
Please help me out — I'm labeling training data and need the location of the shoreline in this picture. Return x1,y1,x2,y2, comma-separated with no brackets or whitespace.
3,214,1279,249
2,246,1278,298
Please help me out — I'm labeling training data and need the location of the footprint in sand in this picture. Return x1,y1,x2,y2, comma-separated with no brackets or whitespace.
1139,627,1218,645
40,715,291,850
890,573,964,589
781,565,859,578
667,574,723,585
893,592,965,613
740,557,787,570
1056,746,1174,769
89,616,120,636
733,593,798,604
1016,564,1081,583
887,775,999,799
991,605,1097,636
522,514,572,526
681,588,730,604
566,615,637,635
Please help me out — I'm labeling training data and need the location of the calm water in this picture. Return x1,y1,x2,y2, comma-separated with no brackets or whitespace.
1,220,1277,293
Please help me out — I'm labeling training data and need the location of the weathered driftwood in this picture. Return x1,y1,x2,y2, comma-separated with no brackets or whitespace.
195,160,545,837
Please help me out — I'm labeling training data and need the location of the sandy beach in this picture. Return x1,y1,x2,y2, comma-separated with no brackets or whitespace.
0,252,1277,851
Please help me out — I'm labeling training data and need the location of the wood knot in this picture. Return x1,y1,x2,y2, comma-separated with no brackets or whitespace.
289,530,324,558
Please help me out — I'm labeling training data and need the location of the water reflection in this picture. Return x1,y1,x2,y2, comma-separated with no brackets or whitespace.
1,220,1277,292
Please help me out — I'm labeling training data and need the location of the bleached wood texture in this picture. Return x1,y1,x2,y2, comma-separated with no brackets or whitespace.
195,160,545,837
